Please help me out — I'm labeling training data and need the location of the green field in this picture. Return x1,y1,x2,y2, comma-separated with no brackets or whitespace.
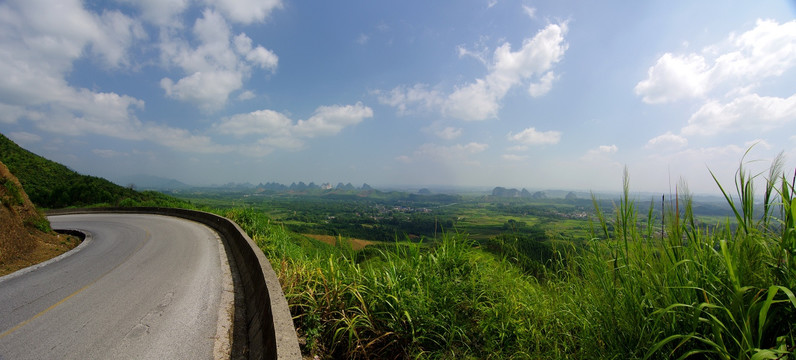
172,159,796,359
177,189,602,245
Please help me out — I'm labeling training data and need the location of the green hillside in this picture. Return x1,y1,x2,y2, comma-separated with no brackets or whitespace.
0,133,185,208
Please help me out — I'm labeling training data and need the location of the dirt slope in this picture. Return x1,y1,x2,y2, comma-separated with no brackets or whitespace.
0,160,79,276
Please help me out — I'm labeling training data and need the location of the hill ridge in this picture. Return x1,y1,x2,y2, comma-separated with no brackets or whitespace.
0,132,183,208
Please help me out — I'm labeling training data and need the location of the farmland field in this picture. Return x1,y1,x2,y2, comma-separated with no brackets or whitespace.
169,166,796,360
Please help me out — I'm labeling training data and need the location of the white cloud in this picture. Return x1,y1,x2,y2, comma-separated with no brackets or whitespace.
635,53,710,103
683,93,796,136
234,33,279,70
48,90,145,138
122,0,188,27
237,90,256,101
445,79,500,120
92,149,126,158
294,102,374,137
583,144,618,160
0,0,143,104
635,19,796,104
256,136,304,151
30,90,233,155
668,144,745,162
161,70,243,111
528,71,557,97
436,127,463,140
446,23,569,120
8,132,41,144
0,104,25,124
194,8,233,52
0,1,238,155
235,135,305,157
215,109,292,136
233,32,253,53
402,142,489,164
91,10,147,68
205,0,283,25
630,143,781,194
645,131,688,149
0,0,144,70
395,155,412,163
522,5,536,19
597,144,618,153
745,139,772,150
356,33,369,45
159,9,278,111
382,22,568,121
502,154,526,161
0,0,345,159
214,103,373,154
20,87,231,155
714,19,796,80
145,124,232,153
457,36,491,65
507,127,562,145
376,84,444,115
637,19,796,150
458,45,487,65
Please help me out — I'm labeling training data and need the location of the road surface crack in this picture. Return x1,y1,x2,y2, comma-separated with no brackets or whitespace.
124,291,174,340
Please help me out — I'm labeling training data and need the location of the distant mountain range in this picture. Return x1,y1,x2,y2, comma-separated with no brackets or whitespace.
113,175,192,191
118,175,383,194
113,173,598,200
490,187,580,200
253,181,375,192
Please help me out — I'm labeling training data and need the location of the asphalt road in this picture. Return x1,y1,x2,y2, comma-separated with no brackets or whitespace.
0,213,233,360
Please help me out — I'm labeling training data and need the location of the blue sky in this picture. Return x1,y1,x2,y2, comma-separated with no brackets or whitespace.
1,0,795,193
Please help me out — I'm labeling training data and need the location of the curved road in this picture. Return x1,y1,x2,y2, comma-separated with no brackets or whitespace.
0,213,233,359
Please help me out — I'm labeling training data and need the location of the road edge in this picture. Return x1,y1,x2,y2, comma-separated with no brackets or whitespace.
46,207,301,360
0,227,92,285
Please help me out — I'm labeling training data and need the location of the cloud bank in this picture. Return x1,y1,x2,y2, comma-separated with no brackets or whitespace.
379,21,569,121
637,19,796,149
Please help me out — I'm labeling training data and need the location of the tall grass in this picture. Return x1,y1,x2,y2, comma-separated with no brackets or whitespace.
579,155,796,359
225,152,795,359
226,208,579,358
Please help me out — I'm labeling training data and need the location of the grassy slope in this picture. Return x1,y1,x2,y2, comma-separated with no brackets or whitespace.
222,157,795,359
0,132,186,208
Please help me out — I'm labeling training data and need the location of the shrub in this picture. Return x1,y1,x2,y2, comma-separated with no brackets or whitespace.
2,178,24,206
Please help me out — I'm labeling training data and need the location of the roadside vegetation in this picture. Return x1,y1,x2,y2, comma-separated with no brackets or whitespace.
218,153,795,359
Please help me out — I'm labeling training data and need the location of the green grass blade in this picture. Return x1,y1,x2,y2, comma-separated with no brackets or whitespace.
710,168,747,234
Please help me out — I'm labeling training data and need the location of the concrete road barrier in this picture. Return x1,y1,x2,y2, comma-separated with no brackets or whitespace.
48,207,301,360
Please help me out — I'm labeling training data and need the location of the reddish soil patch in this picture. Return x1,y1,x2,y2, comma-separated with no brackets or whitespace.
302,234,374,251
0,232,80,277
1,160,81,277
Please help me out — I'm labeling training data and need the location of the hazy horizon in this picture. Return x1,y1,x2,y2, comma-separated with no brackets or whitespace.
1,0,794,195
109,172,740,200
